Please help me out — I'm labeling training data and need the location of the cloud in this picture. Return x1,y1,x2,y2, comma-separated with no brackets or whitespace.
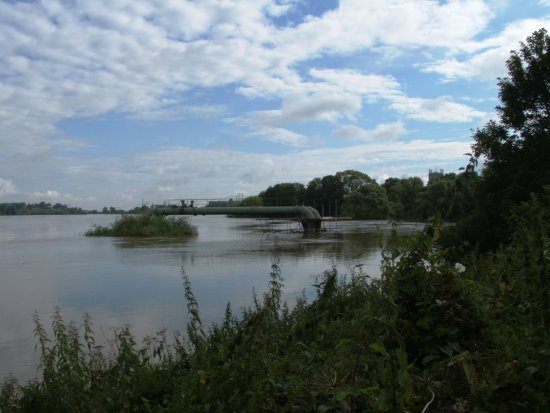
389,96,486,122
243,67,485,130
332,122,408,141
249,126,310,146
273,0,492,62
278,92,361,123
0,0,495,157
30,190,62,200
423,18,550,80
239,63,486,145
309,69,402,102
28,190,94,206
0,0,283,156
0,178,18,196
133,104,228,122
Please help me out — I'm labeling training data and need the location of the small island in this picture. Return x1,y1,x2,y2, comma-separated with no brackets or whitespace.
85,214,197,237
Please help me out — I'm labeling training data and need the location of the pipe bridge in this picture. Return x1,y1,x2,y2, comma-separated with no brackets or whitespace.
154,204,322,232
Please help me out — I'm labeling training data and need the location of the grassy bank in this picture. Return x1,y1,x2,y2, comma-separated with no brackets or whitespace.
85,214,197,237
2,209,549,412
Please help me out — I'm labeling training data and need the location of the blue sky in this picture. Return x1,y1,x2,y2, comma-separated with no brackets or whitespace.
1,0,549,209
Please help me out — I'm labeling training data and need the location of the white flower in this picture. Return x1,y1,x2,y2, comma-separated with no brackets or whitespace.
454,262,466,273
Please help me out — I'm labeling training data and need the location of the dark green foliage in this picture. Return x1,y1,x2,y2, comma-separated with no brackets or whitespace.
382,216,482,365
414,172,479,222
383,177,424,220
466,28,550,249
255,170,478,222
335,169,376,193
238,195,263,207
85,214,197,237
0,202,86,215
259,182,306,206
459,189,550,411
305,170,391,218
342,183,390,219
305,175,346,216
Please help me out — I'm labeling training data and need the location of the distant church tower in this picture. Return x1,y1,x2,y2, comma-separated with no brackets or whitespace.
428,168,444,183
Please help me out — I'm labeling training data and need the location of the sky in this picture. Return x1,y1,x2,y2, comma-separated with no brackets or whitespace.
0,0,549,210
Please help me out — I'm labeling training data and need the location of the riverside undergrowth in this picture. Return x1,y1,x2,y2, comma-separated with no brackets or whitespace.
2,209,549,412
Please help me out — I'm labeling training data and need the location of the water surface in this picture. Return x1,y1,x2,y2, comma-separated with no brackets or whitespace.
0,214,421,380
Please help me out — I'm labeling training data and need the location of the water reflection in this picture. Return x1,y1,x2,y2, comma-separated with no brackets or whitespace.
0,215,421,381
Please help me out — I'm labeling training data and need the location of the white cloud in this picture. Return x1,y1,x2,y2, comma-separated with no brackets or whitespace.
332,122,408,141
0,0,497,159
423,18,550,80
243,67,485,130
30,190,62,200
279,92,361,123
309,69,402,102
390,96,486,122
250,127,310,146
133,104,227,122
0,178,18,196
273,0,492,63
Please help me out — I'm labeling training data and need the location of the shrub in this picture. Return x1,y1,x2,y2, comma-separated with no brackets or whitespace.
85,214,197,237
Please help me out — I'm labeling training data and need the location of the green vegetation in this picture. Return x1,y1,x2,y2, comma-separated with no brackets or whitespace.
0,202,86,216
85,214,197,237
461,28,550,250
238,195,263,207
0,202,149,215
260,182,307,206
1,28,549,413
251,167,478,221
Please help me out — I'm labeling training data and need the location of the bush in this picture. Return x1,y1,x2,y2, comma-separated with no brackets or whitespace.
85,214,197,237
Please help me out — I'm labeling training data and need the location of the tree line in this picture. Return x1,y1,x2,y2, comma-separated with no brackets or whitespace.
0,203,136,216
240,169,478,222
0,202,86,216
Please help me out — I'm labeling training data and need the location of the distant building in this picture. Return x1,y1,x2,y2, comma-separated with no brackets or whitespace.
428,169,444,183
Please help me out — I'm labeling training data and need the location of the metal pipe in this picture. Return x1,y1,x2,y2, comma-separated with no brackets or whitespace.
154,205,322,231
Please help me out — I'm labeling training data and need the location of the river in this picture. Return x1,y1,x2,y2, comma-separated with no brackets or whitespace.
0,214,422,380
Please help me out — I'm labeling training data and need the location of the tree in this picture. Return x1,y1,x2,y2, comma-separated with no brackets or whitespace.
416,174,456,220
468,28,550,249
383,177,424,220
342,182,390,219
239,196,263,207
304,175,345,216
335,170,375,193
259,183,305,206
